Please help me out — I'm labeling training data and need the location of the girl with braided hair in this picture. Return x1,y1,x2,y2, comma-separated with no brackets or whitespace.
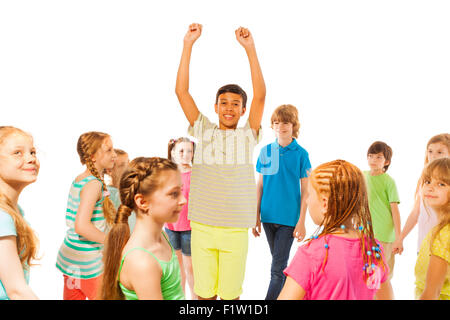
100,157,186,300
56,131,117,300
0,126,40,299
278,160,390,300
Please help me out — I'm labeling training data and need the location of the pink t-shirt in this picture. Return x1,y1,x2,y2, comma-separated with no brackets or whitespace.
165,171,191,231
284,235,389,300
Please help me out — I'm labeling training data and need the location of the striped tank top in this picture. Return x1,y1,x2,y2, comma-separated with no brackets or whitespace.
56,175,106,279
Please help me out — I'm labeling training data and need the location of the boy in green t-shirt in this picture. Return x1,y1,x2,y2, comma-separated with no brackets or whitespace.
364,141,401,299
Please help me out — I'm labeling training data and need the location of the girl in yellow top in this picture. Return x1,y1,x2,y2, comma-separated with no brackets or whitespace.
414,157,450,300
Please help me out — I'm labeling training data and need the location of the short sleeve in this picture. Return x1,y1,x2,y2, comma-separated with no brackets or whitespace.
431,225,450,263
299,150,312,179
283,244,313,292
256,147,265,173
187,112,216,139
242,119,262,145
387,177,400,204
0,210,17,238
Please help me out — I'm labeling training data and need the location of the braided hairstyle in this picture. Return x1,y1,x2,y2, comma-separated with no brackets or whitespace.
99,157,178,300
0,126,39,267
307,159,386,281
76,131,116,226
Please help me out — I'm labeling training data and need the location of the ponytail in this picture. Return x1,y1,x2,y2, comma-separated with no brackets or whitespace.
99,204,132,300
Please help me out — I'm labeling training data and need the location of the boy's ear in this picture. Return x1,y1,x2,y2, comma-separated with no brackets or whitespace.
240,106,246,116
214,103,219,114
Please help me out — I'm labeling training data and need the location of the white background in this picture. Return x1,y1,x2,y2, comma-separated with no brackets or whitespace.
1,0,449,300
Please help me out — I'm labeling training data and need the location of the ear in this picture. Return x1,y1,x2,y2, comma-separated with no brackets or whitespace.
321,195,328,214
214,103,219,114
240,106,246,116
134,193,150,214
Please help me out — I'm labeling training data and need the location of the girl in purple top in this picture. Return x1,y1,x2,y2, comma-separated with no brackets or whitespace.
278,160,391,300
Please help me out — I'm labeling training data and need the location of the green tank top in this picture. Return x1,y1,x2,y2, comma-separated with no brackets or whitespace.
118,232,185,300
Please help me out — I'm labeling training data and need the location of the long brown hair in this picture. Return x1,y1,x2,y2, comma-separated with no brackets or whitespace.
99,157,178,300
76,131,116,225
420,158,450,251
0,126,39,267
167,137,195,162
307,160,386,280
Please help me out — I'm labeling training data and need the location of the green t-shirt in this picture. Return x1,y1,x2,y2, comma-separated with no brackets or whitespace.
364,171,400,243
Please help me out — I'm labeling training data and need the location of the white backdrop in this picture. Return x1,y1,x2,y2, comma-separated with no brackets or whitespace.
1,0,449,300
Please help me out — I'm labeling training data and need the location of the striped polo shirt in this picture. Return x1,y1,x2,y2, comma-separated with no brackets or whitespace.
56,175,106,279
187,112,262,228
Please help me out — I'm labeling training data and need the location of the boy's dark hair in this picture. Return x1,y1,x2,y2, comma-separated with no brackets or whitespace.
367,141,393,172
215,84,247,109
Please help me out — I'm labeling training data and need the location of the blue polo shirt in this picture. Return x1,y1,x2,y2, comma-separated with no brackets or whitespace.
256,139,311,227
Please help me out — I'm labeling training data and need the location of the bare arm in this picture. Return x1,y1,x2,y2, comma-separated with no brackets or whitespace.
0,236,38,300
75,179,106,244
420,254,448,300
252,173,263,237
175,23,202,127
395,197,420,254
124,250,164,300
294,177,309,242
277,276,306,300
235,27,266,134
390,202,401,254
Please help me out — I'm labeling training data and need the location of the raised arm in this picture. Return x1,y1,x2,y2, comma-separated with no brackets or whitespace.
175,23,202,127
235,27,266,134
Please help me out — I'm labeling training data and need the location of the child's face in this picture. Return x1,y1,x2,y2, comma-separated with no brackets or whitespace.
272,120,293,141
422,175,449,210
0,133,40,187
172,141,193,166
215,92,245,130
367,152,389,172
427,142,449,163
112,154,129,182
306,180,327,225
144,170,187,224
93,137,116,172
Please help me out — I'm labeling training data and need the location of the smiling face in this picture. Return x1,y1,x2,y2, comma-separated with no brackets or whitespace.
215,92,245,130
92,137,117,172
422,175,449,210
171,141,194,166
0,132,40,188
272,120,294,142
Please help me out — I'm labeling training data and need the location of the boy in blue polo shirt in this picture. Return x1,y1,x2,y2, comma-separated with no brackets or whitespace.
253,104,311,300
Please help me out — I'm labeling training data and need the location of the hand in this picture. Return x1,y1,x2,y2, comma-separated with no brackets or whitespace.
392,238,404,255
184,23,202,44
293,224,306,242
252,215,261,238
235,26,255,49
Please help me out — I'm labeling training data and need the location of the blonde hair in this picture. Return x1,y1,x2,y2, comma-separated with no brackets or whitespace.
76,131,116,225
99,157,178,300
270,104,300,139
420,158,450,251
415,133,450,199
0,126,39,267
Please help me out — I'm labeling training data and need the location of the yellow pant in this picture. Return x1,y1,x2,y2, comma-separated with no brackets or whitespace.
190,221,248,300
